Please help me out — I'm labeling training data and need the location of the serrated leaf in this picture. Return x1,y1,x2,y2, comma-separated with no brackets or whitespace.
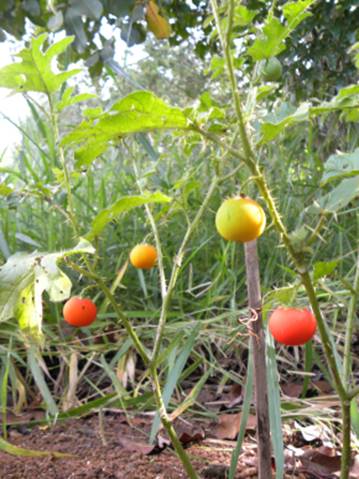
263,285,299,321
282,0,314,30
260,102,310,143
0,238,95,341
317,176,359,213
57,86,96,111
248,17,286,60
248,0,315,60
321,149,359,185
0,34,80,94
313,261,338,282
62,91,188,164
234,5,257,26
89,192,172,239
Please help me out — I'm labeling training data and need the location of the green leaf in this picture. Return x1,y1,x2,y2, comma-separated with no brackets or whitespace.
149,324,201,443
263,284,299,321
27,346,58,415
248,0,315,60
313,261,338,281
234,5,258,27
321,149,359,185
0,34,80,93
266,333,284,479
57,86,96,111
0,436,69,458
89,192,172,239
62,91,188,164
248,17,286,60
317,176,359,213
0,238,95,341
260,102,310,143
0,184,12,196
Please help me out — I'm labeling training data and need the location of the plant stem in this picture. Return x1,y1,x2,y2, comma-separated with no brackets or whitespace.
244,241,272,479
208,0,351,474
151,368,199,479
343,253,359,384
132,160,167,299
151,175,219,363
67,261,149,366
341,400,352,479
48,93,79,237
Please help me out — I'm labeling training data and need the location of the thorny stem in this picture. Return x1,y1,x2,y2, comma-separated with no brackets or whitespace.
208,0,351,475
343,253,359,384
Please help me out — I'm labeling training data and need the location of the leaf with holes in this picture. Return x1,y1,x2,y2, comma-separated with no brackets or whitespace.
0,238,94,341
0,34,80,93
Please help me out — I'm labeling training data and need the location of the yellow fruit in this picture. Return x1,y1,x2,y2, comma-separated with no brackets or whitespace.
129,243,158,269
215,196,266,243
146,0,171,39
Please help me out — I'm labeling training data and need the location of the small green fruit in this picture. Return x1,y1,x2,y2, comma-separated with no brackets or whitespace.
261,57,282,82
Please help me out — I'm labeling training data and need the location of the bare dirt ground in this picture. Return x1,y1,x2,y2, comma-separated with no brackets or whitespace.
0,411,339,479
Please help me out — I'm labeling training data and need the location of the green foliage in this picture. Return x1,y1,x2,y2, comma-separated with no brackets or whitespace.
89,192,172,239
321,149,359,185
0,34,80,93
248,0,315,60
62,90,189,167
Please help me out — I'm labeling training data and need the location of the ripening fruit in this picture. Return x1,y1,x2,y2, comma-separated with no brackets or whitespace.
129,243,158,269
63,297,97,327
215,196,266,243
261,57,283,82
146,0,171,39
268,308,317,346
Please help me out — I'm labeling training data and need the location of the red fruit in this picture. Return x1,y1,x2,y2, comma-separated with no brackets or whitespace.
63,297,97,327
268,307,317,346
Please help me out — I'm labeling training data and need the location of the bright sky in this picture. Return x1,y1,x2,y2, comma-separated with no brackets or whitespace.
0,28,146,166
0,42,29,165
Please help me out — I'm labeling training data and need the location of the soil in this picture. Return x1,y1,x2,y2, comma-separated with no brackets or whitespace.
0,412,315,479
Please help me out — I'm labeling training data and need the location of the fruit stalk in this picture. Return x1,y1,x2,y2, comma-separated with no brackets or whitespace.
244,240,272,479
151,175,219,363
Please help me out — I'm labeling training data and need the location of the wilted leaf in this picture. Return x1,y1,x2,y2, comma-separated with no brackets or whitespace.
175,423,205,445
0,238,94,341
299,448,341,475
214,413,256,440
281,382,303,398
117,436,168,455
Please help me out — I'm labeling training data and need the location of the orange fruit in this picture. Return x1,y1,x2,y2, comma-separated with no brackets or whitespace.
63,297,97,327
215,196,266,243
268,308,317,346
129,243,158,269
